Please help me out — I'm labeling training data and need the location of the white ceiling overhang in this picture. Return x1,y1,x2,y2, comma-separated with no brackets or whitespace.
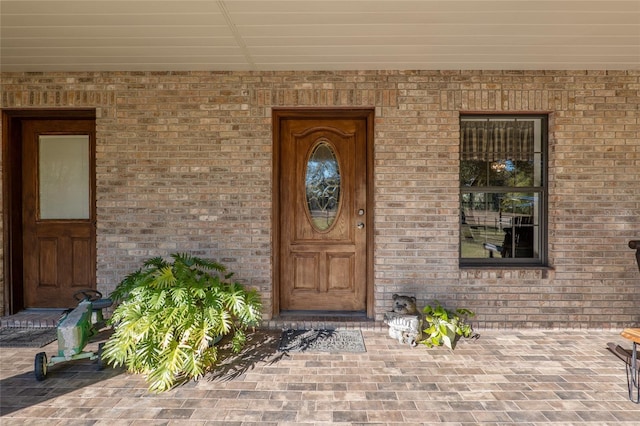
1,0,639,72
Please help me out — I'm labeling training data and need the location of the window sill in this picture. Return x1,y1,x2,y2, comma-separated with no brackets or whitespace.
459,264,553,271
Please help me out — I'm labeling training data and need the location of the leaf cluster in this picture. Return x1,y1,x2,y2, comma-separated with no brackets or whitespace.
421,301,475,350
101,253,262,392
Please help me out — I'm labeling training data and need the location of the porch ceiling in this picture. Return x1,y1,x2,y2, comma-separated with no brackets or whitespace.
1,0,639,72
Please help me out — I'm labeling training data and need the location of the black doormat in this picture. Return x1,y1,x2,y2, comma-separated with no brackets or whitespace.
278,329,366,353
0,327,58,348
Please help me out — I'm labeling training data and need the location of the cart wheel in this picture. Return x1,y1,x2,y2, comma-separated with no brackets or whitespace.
97,342,105,370
34,352,47,381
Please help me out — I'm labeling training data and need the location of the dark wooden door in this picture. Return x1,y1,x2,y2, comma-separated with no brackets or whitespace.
277,111,370,312
21,119,96,308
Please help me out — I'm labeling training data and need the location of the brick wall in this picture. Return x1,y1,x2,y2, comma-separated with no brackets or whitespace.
1,70,639,328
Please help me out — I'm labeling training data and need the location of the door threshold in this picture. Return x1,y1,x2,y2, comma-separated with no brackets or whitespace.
279,310,368,318
264,311,383,331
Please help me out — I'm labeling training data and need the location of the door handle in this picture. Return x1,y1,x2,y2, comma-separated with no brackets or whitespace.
357,222,365,229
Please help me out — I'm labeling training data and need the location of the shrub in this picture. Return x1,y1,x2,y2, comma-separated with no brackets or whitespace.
101,253,262,392
421,301,475,350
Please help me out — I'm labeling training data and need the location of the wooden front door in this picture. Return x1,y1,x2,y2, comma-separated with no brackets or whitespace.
274,109,373,315
21,119,96,308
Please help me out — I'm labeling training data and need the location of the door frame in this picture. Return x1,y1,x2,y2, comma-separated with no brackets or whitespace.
272,108,375,319
2,108,96,314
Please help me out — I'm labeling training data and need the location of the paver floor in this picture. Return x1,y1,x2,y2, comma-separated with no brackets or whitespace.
1,328,639,425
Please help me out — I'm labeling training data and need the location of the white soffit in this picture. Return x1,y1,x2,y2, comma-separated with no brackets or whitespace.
0,0,639,72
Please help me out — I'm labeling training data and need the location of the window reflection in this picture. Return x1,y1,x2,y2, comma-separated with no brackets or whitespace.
305,141,341,231
461,192,539,259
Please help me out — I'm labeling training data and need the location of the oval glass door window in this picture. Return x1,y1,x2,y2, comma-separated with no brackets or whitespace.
305,141,341,231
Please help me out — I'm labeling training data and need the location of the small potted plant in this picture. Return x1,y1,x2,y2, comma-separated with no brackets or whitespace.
420,300,477,350
101,253,262,392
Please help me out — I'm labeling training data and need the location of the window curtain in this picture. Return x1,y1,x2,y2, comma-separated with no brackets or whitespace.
461,120,534,161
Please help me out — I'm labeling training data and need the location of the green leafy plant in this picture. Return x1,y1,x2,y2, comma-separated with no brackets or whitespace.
101,253,262,392
420,301,476,350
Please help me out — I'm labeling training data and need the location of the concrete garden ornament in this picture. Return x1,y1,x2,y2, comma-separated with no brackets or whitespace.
384,294,422,347
384,294,478,349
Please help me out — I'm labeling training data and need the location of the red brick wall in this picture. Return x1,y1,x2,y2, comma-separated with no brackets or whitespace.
2,70,639,328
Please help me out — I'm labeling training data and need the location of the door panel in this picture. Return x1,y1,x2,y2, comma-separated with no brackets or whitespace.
22,119,96,308
38,238,58,285
326,252,353,292
293,254,319,290
277,112,370,313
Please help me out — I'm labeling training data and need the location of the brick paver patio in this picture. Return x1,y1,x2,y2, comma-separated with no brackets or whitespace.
1,327,639,425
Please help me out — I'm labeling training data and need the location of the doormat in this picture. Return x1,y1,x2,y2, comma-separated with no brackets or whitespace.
0,327,58,348
278,329,366,353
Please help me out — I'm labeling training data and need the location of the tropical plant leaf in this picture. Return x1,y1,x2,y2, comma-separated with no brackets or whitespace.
144,256,167,269
153,266,177,289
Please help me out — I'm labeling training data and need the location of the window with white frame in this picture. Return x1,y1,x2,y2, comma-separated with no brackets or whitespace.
460,115,547,266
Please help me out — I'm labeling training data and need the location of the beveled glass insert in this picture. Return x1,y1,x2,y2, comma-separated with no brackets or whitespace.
39,135,90,219
305,141,341,231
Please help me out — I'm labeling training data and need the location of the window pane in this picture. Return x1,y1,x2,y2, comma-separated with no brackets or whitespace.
461,118,543,188
305,141,341,231
461,192,540,259
461,160,488,187
39,135,90,219
508,160,535,187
